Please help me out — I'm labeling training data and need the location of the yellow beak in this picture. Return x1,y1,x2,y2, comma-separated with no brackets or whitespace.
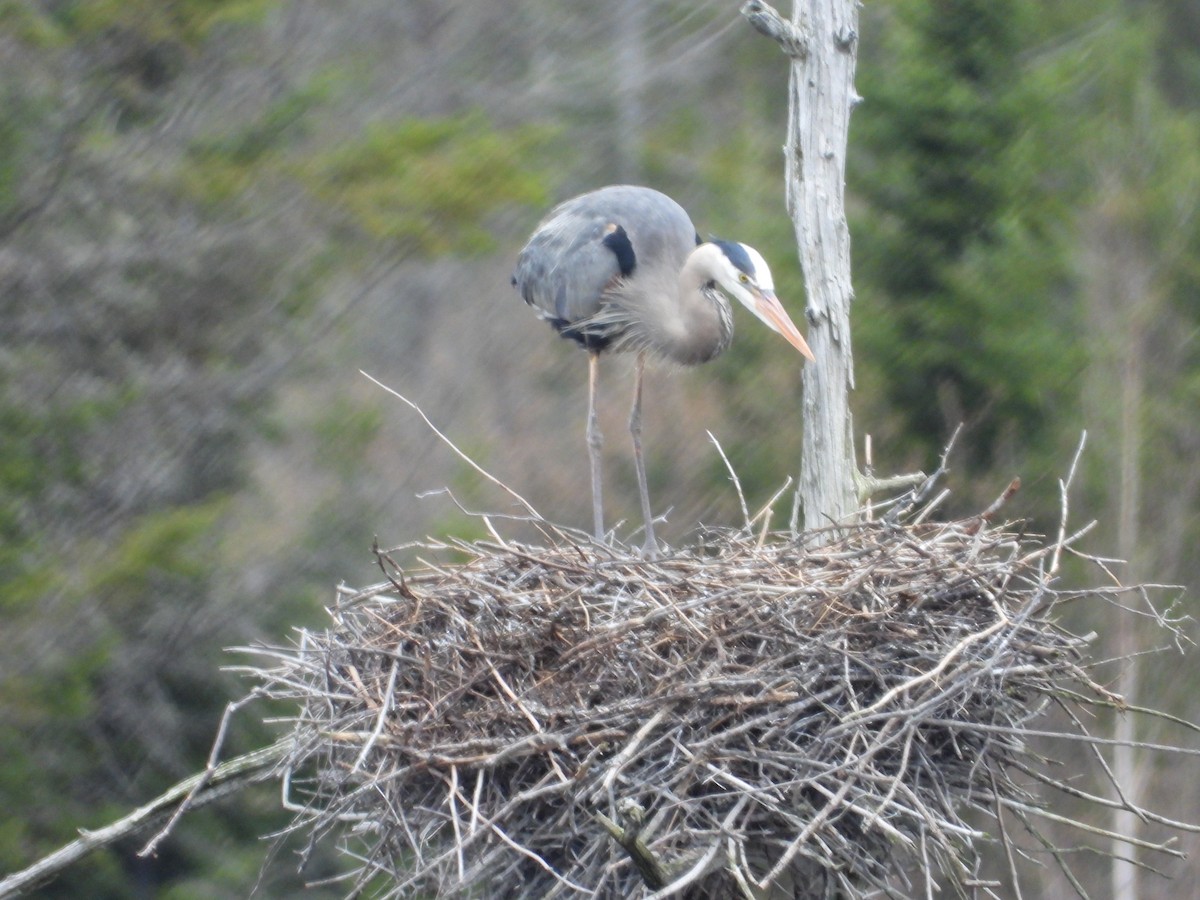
756,289,815,362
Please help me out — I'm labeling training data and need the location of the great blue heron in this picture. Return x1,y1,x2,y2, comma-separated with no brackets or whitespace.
513,184,814,555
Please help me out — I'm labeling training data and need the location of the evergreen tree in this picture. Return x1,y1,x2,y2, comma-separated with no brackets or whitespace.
852,0,1081,490
0,4,335,894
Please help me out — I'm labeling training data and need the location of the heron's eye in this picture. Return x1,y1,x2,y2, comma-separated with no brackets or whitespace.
738,273,750,284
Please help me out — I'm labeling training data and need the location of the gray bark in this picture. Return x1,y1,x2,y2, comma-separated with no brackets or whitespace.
1081,169,1157,900
744,0,859,538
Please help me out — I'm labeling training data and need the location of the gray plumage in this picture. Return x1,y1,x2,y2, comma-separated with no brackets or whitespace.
514,185,729,364
512,184,813,556
515,186,692,322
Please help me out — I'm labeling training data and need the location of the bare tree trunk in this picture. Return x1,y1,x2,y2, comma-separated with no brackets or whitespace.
1110,248,1152,900
743,1,859,538
1111,324,1143,900
1082,181,1153,900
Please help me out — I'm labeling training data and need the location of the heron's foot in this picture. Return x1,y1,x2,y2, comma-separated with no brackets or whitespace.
637,514,663,559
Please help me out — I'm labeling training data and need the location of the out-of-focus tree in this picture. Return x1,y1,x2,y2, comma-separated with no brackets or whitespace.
1063,12,1200,899
850,10,1200,894
0,2,336,894
851,0,1083,506
1,0,562,892
1137,0,1200,105
4,1,1200,896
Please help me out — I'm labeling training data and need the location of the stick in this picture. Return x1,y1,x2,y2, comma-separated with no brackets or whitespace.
0,740,288,899
708,430,751,530
360,371,542,520
140,694,262,857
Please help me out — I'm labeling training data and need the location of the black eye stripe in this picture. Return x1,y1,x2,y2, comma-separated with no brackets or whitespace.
711,240,755,278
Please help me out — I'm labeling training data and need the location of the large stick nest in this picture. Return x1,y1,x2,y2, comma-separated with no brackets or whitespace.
247,515,1187,898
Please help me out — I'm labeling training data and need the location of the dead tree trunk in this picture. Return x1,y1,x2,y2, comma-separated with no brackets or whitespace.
1083,176,1155,900
743,0,859,538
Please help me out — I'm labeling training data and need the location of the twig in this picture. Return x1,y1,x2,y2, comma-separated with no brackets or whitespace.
885,424,961,524
596,806,670,890
0,740,287,899
360,371,542,520
645,797,750,899
965,477,1021,535
1052,431,1087,576
351,659,399,773
709,430,751,530
842,618,1009,722
139,693,262,857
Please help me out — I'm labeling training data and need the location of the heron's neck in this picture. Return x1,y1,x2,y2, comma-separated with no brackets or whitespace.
670,244,733,364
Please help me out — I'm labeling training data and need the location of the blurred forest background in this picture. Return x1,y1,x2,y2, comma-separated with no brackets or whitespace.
2,0,1199,897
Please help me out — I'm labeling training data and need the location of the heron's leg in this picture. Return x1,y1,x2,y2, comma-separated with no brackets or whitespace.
629,352,657,558
587,351,605,541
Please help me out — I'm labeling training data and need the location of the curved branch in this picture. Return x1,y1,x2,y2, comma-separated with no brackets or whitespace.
0,740,287,899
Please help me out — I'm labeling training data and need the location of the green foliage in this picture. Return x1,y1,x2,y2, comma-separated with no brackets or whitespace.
1061,11,1200,555
852,0,1080,482
0,5,319,887
0,1,74,47
48,0,272,45
0,394,119,611
0,95,27,220
311,397,384,478
181,75,336,205
1,0,276,131
307,111,553,255
89,501,226,601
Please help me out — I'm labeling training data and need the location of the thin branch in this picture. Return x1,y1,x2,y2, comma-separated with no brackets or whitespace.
360,371,542,520
139,693,266,857
596,807,670,890
708,430,751,530
1052,431,1088,576
0,741,288,899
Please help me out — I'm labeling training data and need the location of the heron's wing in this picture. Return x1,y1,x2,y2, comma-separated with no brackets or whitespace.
511,188,700,357
513,205,622,326
512,186,698,348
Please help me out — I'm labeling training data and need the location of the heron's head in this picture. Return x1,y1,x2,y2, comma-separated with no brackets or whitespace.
707,241,814,361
